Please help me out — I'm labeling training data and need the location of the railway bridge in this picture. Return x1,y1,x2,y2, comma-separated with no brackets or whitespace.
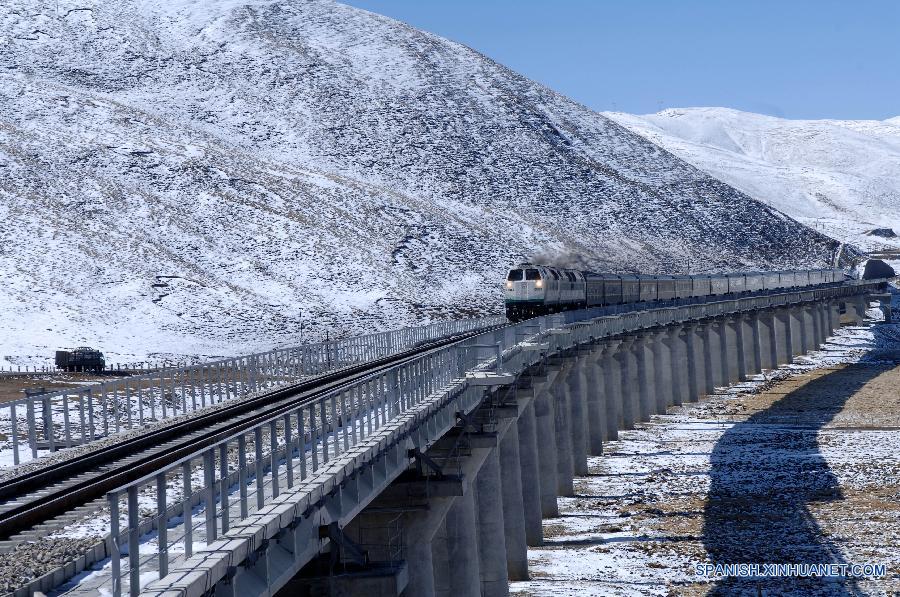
0,277,890,597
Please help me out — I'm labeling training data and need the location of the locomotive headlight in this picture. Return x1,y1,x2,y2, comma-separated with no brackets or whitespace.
535,280,543,289
506,281,513,289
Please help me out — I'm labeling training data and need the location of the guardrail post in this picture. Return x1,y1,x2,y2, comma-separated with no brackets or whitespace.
254,427,265,509
26,398,37,459
109,492,121,597
269,421,280,499
238,434,249,518
9,403,19,465
156,472,168,580
220,443,231,531
128,485,140,597
204,449,217,543
182,461,193,558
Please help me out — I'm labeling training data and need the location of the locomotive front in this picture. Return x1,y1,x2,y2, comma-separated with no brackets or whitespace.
504,265,546,321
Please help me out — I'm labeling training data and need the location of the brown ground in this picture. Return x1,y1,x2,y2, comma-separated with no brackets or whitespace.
0,374,106,403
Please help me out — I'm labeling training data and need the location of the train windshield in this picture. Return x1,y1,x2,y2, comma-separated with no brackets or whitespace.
525,269,541,281
507,269,524,281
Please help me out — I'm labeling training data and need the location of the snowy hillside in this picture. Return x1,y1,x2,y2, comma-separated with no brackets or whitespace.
605,108,900,252
0,1,840,366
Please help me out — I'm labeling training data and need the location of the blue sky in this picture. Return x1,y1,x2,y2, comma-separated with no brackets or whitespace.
345,0,899,120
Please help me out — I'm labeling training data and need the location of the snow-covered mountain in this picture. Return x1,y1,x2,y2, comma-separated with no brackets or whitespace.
605,108,900,252
0,1,841,366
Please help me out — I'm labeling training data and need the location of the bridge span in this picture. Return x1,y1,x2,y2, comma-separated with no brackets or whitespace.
1,279,889,597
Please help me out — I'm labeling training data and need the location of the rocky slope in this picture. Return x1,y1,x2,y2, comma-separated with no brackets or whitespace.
0,1,840,365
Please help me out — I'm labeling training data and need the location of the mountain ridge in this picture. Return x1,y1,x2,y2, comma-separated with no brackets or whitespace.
605,107,900,253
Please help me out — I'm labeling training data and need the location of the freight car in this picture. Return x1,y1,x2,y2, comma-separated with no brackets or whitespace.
503,264,844,321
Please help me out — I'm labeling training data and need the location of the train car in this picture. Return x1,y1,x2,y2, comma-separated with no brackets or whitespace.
692,275,712,298
602,275,623,305
727,273,747,295
762,271,780,290
585,273,622,306
673,276,693,300
710,275,729,295
776,271,794,288
656,276,676,302
638,276,658,302
745,272,764,293
622,275,640,304
584,273,606,307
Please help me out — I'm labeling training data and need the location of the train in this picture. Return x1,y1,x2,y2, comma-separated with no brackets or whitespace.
503,264,845,322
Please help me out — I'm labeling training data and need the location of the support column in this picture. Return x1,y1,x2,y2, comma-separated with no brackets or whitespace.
444,490,480,597
717,318,734,385
565,358,589,475
684,322,701,402
584,346,607,454
703,321,722,392
636,333,655,422
601,339,623,440
515,399,543,546
742,311,761,377
616,336,638,429
774,308,792,365
815,302,828,345
551,364,575,495
757,310,777,371
727,316,744,383
829,301,841,333
788,306,804,357
532,387,558,517
663,326,687,407
651,330,672,413
499,425,528,580
433,519,451,597
475,448,509,597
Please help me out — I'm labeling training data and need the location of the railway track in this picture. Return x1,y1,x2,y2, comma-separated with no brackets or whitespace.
0,326,500,545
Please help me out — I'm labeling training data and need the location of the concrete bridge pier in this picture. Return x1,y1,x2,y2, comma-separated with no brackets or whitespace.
582,346,606,455
757,310,777,371
499,424,529,580
662,325,687,406
774,307,792,366
722,316,741,384
829,300,841,332
651,329,672,413
636,333,655,421
443,489,480,597
743,311,762,378
702,321,722,392
532,383,559,518
816,302,830,345
788,306,804,358
475,448,509,597
563,355,590,475
514,396,543,546
601,338,623,438
684,322,703,402
550,362,575,496
800,304,814,353
617,336,639,429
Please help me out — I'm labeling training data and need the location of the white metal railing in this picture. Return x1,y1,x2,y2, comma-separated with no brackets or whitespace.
101,280,885,597
0,317,503,469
